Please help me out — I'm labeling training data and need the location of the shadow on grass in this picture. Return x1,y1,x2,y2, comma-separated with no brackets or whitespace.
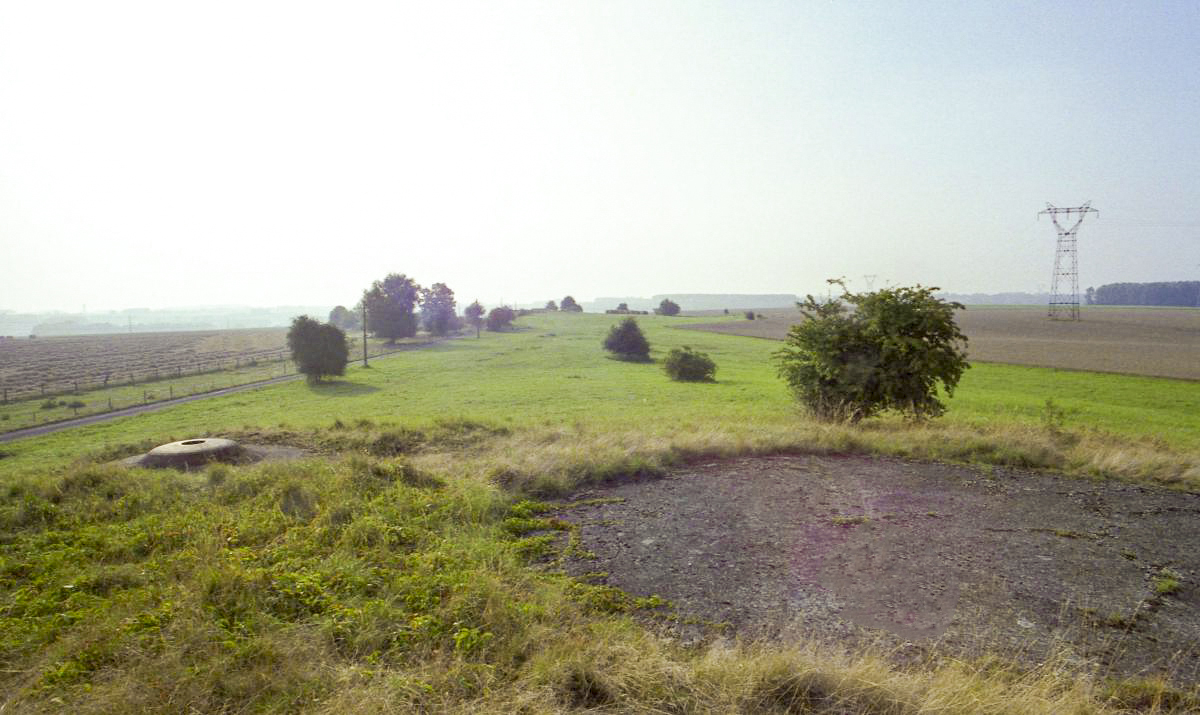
306,380,381,396
605,354,655,364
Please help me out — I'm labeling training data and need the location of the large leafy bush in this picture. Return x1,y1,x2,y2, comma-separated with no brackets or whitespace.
773,282,968,422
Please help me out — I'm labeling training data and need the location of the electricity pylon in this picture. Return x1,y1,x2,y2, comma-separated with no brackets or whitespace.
1038,202,1097,321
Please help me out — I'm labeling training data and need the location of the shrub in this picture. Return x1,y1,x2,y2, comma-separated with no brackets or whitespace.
744,310,755,320
602,317,650,361
663,346,716,381
486,306,516,332
287,315,349,384
658,299,680,316
774,281,969,422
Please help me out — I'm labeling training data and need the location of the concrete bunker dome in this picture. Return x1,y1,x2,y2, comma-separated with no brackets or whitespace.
139,437,244,469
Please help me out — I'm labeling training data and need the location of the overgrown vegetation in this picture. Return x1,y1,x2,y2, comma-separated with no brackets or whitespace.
775,281,969,422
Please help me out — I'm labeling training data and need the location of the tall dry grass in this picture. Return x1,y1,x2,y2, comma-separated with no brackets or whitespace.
407,416,1200,496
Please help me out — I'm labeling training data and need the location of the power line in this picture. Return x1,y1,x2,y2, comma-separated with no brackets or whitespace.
1090,219,1200,228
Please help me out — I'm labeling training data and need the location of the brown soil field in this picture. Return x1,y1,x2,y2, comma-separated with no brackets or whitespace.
558,455,1200,683
0,328,289,400
678,306,1200,380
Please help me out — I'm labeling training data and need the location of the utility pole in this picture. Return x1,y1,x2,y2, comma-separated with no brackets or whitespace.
1038,202,1097,321
361,299,369,368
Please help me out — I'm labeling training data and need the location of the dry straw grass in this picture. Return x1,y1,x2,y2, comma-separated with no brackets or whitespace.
411,416,1200,496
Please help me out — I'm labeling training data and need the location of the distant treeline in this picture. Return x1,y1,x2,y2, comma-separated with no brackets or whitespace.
1088,282,1200,307
936,292,1050,305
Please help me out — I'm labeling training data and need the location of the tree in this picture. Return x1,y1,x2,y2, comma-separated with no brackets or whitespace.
486,306,515,331
616,302,629,312
603,317,650,361
363,273,420,343
560,295,582,312
328,305,360,331
663,346,716,381
773,281,968,423
658,299,681,316
545,300,558,311
465,301,485,338
420,282,458,336
287,315,349,384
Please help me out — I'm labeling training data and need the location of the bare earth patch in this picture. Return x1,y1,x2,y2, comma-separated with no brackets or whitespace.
557,455,1200,682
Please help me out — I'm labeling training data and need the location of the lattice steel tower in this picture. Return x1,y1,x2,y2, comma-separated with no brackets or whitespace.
1038,202,1097,321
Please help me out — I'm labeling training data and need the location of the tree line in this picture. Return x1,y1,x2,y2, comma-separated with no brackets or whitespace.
294,276,595,382
1086,281,1200,307
327,274,462,341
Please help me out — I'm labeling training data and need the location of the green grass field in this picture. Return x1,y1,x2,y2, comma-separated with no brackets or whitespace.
3,312,1197,482
1,311,1197,713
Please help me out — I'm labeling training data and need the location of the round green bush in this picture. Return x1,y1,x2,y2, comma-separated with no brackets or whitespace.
603,317,651,361
663,346,716,382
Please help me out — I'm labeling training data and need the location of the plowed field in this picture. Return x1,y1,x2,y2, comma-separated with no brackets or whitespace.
0,329,289,400
678,307,1200,380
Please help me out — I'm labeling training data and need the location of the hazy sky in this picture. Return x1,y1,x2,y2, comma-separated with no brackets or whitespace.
2,1,1198,312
